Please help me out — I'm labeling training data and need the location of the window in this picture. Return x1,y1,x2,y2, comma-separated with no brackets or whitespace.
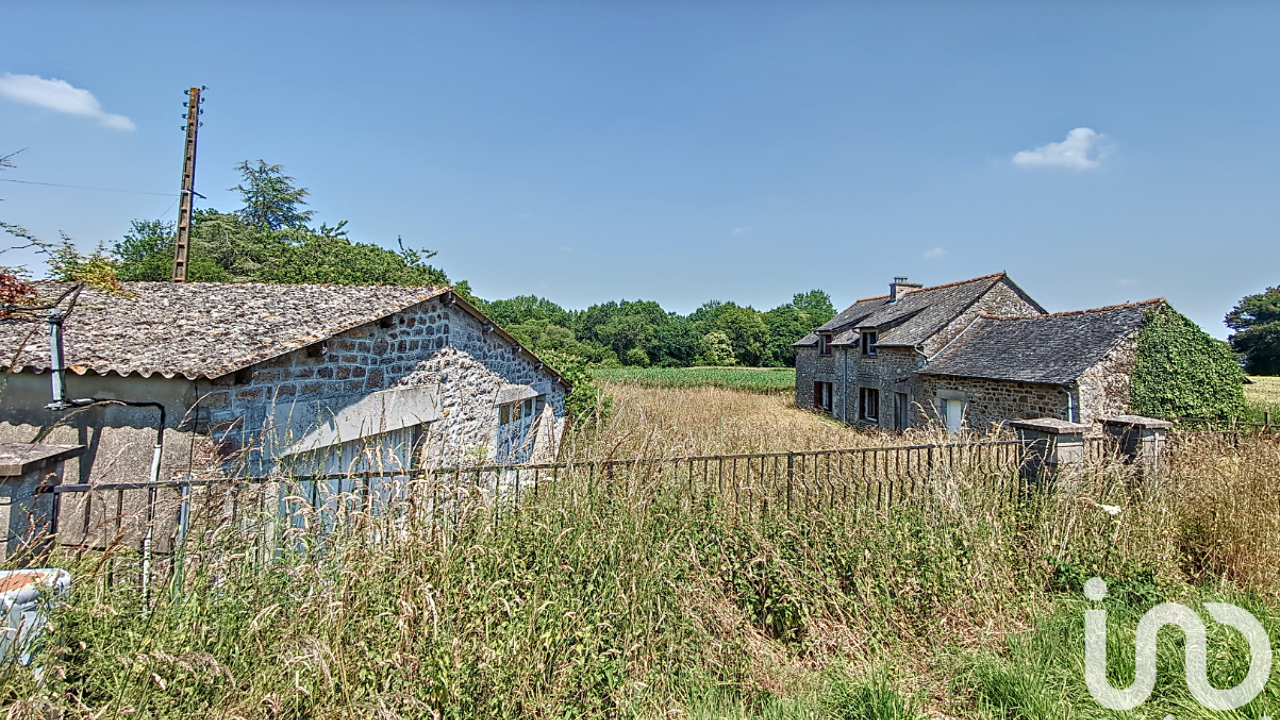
813,382,833,413
859,387,879,422
860,331,878,356
498,397,541,463
818,334,833,355
936,393,965,434
893,392,909,431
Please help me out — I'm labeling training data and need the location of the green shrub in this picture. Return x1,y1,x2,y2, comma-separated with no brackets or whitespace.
1131,304,1246,420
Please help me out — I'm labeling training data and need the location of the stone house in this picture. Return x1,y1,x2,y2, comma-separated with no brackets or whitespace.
0,282,570,487
794,272,1168,433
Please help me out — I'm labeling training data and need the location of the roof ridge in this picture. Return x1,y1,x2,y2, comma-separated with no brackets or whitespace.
976,297,1164,321
852,272,1005,304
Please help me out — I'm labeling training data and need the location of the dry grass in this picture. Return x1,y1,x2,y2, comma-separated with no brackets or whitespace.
8,386,1280,719
1167,433,1280,591
1245,374,1280,413
572,382,957,460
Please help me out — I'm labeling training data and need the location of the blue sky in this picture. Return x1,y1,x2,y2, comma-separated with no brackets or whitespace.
2,2,1277,338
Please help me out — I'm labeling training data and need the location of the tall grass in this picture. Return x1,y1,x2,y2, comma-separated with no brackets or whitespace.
3,389,1280,718
571,383,952,459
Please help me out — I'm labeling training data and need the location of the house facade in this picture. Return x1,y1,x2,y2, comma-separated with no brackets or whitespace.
794,273,1163,433
0,282,569,487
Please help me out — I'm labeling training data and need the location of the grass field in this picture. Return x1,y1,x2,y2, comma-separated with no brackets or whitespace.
6,384,1280,718
1246,375,1280,418
591,366,796,394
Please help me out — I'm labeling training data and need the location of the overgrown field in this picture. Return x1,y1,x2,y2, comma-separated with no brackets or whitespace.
592,366,796,394
4,387,1280,719
571,383,938,459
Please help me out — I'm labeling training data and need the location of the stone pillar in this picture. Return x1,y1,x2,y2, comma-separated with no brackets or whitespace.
1101,415,1173,475
0,444,85,564
1009,418,1091,490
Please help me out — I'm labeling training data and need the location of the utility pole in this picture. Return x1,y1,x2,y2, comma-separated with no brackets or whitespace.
172,87,204,282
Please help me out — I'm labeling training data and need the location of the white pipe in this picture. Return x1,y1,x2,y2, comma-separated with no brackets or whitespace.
45,309,68,410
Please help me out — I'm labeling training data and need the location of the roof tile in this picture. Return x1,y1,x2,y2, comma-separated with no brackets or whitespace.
0,282,448,380
921,301,1159,384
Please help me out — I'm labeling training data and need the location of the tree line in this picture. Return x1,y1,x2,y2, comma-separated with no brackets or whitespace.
4,160,833,368
10,157,1280,374
473,292,833,368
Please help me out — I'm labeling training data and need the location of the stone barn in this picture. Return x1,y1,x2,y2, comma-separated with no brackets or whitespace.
918,301,1158,431
795,272,1238,433
0,282,570,486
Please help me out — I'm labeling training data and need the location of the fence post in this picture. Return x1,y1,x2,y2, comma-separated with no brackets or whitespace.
0,444,83,565
1100,415,1173,477
786,453,794,516
1009,419,1090,492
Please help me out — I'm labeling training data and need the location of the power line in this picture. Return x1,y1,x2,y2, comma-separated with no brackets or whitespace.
0,177,180,197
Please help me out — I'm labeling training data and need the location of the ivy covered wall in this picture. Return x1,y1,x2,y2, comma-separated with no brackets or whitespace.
1131,304,1245,419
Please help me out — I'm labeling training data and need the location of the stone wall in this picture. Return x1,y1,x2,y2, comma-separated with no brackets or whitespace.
1076,335,1136,430
794,345,849,419
198,294,568,470
837,346,925,428
795,277,1045,429
916,375,1072,431
0,295,567,484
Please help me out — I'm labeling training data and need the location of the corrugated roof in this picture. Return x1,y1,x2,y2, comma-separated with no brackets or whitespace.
920,301,1160,384
813,273,1013,348
1,282,449,380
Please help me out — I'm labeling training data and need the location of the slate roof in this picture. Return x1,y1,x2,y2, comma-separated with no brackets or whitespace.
795,273,1040,348
0,282,448,380
920,300,1160,385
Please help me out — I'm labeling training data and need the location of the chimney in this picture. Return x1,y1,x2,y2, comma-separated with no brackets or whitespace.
889,276,923,303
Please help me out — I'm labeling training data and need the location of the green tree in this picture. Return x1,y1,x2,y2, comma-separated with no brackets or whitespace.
506,319,614,364
762,290,836,367
580,299,686,364
484,295,575,328
99,161,450,288
254,227,447,287
537,350,612,429
111,218,232,282
1226,286,1280,375
232,160,315,231
696,331,736,366
713,305,769,366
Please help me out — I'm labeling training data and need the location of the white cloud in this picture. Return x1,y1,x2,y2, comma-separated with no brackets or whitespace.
922,247,947,260
732,227,749,236
1117,278,1138,287
1013,128,1104,170
0,72,134,130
